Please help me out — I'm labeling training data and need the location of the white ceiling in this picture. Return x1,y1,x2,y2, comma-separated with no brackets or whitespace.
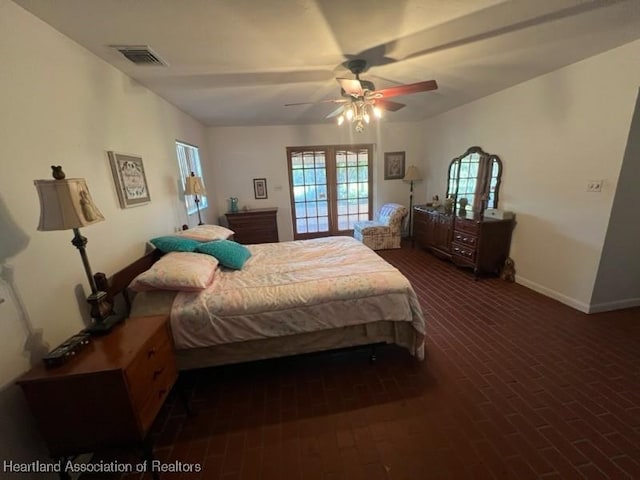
13,0,640,127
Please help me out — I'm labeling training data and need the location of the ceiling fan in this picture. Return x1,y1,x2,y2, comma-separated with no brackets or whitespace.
285,59,438,131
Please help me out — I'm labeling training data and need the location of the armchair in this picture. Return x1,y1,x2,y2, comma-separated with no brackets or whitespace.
353,203,408,250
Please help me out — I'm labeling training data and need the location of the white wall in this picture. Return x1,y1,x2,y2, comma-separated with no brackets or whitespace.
591,89,640,312
420,39,640,312
0,0,212,468
206,122,425,241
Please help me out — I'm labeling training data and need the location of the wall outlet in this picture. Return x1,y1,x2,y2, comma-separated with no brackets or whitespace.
587,180,603,192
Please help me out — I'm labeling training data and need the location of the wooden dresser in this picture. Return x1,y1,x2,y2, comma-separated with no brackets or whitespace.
16,315,177,461
413,205,454,258
413,205,514,277
225,207,279,244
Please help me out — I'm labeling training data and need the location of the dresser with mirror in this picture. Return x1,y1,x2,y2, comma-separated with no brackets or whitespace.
413,146,515,277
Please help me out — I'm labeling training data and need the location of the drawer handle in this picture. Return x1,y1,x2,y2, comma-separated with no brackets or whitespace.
153,368,165,380
147,349,156,358
158,388,167,399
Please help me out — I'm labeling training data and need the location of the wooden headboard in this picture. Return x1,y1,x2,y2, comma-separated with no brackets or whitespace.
96,226,188,314
94,249,163,314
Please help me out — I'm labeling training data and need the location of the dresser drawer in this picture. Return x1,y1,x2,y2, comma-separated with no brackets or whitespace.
125,323,175,414
228,216,270,229
231,220,277,235
234,229,278,244
138,360,176,432
454,219,480,235
453,231,478,247
452,242,476,262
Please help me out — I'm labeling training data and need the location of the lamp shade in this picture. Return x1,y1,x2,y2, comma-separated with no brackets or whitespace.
34,178,104,231
403,166,423,182
184,175,207,196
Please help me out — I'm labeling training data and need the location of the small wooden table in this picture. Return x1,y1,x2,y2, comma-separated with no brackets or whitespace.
16,315,177,479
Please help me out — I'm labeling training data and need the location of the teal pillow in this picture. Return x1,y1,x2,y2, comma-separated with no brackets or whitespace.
195,240,252,270
150,236,200,253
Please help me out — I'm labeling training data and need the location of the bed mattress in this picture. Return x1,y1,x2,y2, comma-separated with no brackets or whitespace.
132,236,425,358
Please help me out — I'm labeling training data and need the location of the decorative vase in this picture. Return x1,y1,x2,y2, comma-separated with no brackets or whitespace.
458,197,468,216
444,196,454,215
229,197,239,213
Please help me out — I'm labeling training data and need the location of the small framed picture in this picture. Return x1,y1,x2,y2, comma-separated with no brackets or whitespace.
108,151,151,208
253,178,268,199
384,151,406,180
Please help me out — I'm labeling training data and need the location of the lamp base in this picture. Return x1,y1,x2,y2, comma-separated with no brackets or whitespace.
87,290,114,321
84,314,126,335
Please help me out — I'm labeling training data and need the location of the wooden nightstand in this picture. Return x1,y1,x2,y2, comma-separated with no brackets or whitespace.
16,315,177,476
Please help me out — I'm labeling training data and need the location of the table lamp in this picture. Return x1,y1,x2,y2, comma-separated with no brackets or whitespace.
34,166,123,334
184,172,207,225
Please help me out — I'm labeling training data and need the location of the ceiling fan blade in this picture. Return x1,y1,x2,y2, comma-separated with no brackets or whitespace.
284,98,348,107
375,99,405,112
374,80,438,99
336,78,363,97
326,105,346,119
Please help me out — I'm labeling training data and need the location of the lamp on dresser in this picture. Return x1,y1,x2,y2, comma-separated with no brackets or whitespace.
184,171,207,225
403,165,423,237
34,165,123,334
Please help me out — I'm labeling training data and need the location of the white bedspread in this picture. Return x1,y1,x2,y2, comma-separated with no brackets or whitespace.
170,236,425,356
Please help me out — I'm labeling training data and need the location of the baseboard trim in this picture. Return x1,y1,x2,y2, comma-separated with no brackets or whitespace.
516,277,640,314
515,276,590,313
588,298,640,314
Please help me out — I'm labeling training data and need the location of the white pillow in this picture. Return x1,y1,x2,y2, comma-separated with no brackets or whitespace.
176,224,234,242
129,252,219,292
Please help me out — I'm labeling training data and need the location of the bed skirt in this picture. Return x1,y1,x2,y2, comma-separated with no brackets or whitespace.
130,290,424,370
175,320,422,370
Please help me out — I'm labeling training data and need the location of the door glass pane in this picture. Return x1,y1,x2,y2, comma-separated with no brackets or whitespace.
335,148,370,231
289,150,329,236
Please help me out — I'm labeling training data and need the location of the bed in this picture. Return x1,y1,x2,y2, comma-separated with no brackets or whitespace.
105,235,425,370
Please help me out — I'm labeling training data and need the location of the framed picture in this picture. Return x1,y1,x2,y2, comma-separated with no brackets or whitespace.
108,151,151,208
253,178,268,199
384,151,406,180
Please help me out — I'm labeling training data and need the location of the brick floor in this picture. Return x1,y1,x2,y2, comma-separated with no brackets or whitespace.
85,243,640,479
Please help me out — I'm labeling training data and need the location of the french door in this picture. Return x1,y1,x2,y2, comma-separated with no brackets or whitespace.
287,145,373,240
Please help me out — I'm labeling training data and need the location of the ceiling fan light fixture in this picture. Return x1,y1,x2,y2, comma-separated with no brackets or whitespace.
345,108,354,121
285,59,436,133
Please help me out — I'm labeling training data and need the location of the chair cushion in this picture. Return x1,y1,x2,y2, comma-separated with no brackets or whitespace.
353,221,391,235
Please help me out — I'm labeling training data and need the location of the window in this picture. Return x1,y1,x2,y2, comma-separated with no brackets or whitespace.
176,141,208,214
287,145,373,239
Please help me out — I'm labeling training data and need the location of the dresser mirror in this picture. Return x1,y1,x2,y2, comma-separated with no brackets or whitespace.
446,146,502,216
